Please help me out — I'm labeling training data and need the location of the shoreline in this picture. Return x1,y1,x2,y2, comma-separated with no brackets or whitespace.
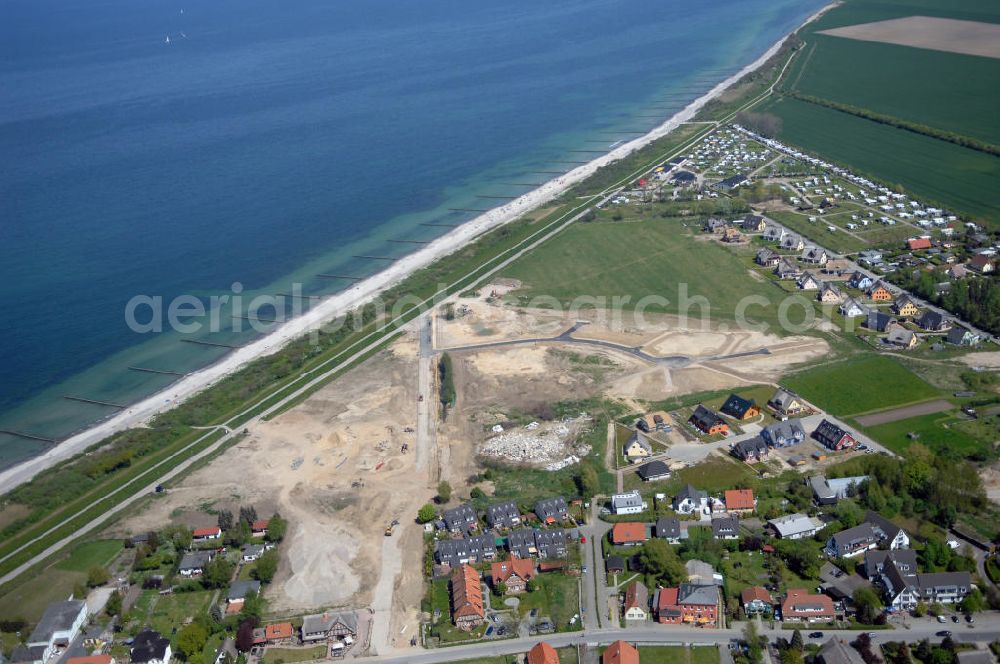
0,3,835,494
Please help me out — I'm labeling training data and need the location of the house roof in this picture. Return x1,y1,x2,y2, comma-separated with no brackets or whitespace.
612,522,647,544
864,511,904,542
193,526,221,537
674,484,707,505
655,517,681,539
637,460,670,480
907,238,932,250
606,555,626,571
741,586,771,605
227,580,261,601
490,557,535,584
131,629,171,664
179,551,214,570
818,638,866,664
251,520,269,531
678,583,719,605
527,642,560,664
450,565,485,621
624,580,649,611
689,405,725,430
721,394,756,418
732,436,768,459
625,431,653,456
534,496,568,521
603,640,640,664
27,600,86,646
769,513,819,538
813,419,851,446
611,490,645,510
782,588,835,616
712,515,740,537
763,420,805,442
265,623,295,641
301,611,358,635
724,489,755,511
768,388,802,411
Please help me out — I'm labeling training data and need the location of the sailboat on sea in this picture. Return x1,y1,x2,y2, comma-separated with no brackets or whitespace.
165,35,171,44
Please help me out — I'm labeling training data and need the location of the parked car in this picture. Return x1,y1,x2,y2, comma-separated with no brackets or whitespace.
809,632,824,639
951,615,959,623
965,615,975,624
936,630,952,638
937,615,948,623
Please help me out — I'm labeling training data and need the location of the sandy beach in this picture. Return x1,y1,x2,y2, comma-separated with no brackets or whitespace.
0,3,835,495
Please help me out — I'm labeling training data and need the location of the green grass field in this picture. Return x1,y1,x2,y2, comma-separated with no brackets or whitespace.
861,411,986,458
261,646,326,664
145,590,216,636
0,568,84,622
516,573,581,633
638,646,721,664
503,218,803,331
783,355,940,417
758,96,1000,224
55,539,123,573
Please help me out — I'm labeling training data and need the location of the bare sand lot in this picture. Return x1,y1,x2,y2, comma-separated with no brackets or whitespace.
958,351,1000,370
819,16,1000,59
854,399,954,427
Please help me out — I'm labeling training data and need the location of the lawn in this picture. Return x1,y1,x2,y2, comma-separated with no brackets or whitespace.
637,646,721,664
503,218,804,332
757,96,1000,225
0,567,84,622
622,455,759,503
452,653,578,664
720,550,769,600
861,412,988,458
783,355,940,417
764,210,868,254
261,646,326,664
55,539,123,573
145,590,215,636
516,573,581,633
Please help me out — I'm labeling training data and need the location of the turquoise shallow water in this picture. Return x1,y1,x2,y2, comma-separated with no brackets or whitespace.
0,0,826,469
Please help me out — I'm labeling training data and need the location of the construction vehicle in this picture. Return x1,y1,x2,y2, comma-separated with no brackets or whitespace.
384,519,399,536
401,443,409,453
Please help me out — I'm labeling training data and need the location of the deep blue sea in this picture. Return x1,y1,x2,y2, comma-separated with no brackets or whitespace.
0,0,826,469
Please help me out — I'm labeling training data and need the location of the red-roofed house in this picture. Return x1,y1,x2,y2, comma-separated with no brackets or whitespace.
192,526,222,541
603,640,640,664
741,586,772,615
724,489,757,513
251,520,269,537
969,255,995,274
781,588,835,622
907,238,932,251
490,557,536,594
656,584,719,626
450,565,485,629
264,623,295,644
527,642,559,664
611,522,648,547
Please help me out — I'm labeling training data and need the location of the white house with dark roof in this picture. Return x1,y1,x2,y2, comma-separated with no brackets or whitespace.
23,600,87,664
610,490,647,515
672,485,708,515
768,513,821,540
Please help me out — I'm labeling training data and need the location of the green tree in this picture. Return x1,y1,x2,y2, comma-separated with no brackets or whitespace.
835,500,862,529
853,586,884,625
526,578,539,593
744,620,763,664
265,514,287,542
417,504,437,524
87,565,110,587
638,539,686,587
217,510,234,532
436,481,452,504
253,549,279,583
202,557,235,589
470,487,485,499
959,588,985,614
493,581,507,596
105,590,123,617
176,623,209,660
790,629,804,652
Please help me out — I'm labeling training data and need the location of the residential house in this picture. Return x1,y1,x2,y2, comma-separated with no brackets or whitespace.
688,405,728,436
955,652,994,664
782,234,805,251
720,394,759,420
636,411,671,432
673,485,709,515
602,640,640,664
490,557,536,594
756,248,780,267
606,555,626,574
264,623,295,645
611,490,648,515
178,551,214,576
449,565,485,629
768,513,821,540
656,584,719,626
611,522,648,547
847,271,874,290
886,325,918,349
867,549,971,611
801,246,829,265
839,298,866,318
819,561,871,601
192,526,222,542
858,250,884,267
812,419,857,451
724,489,756,514
241,544,265,562
916,311,950,332
907,238,932,251
721,227,746,243
741,586,772,615
817,638,866,664
863,511,910,550
969,255,995,274
485,500,521,530
623,432,654,463
947,264,968,279
761,420,806,448
865,310,897,332
774,258,802,279
713,173,748,190
712,515,740,540
507,528,567,560
655,517,681,543
527,642,560,664
671,170,696,186
301,611,358,642
23,601,87,664
781,589,835,622
434,534,497,566
893,296,920,318
534,497,569,525
743,214,767,232
251,520,269,538
731,436,769,463
703,218,726,234
766,389,806,418
763,223,786,243
825,523,878,558
637,460,671,482
623,581,649,621
819,284,844,304
867,282,893,302
226,581,261,613
797,273,821,291
809,475,867,506
947,327,981,347
442,504,478,534
130,630,172,664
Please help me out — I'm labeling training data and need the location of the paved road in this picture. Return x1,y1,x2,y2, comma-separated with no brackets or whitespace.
415,314,435,475
363,617,1000,663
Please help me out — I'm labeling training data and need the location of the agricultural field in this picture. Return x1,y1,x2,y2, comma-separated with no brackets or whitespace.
503,218,800,330
55,539,123,573
757,96,1000,224
861,411,987,458
782,355,941,417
